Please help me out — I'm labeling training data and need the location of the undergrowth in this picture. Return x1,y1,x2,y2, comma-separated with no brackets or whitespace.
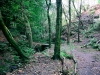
60,51,73,59
82,22,100,38
82,38,100,51
0,38,34,74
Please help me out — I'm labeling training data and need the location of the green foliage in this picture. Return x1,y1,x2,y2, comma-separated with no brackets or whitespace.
98,0,100,4
91,22,100,31
98,44,100,51
18,39,28,47
41,49,49,56
21,47,34,61
0,43,7,52
92,44,99,49
0,46,33,74
88,38,100,50
0,65,10,75
10,29,20,37
60,51,73,59
13,55,20,63
82,22,100,38
84,38,100,50
89,38,98,46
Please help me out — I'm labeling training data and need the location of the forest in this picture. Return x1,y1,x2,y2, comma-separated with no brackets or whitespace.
0,0,100,75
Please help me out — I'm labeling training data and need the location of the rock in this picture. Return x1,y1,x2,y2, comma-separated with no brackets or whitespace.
18,70,23,73
33,42,49,52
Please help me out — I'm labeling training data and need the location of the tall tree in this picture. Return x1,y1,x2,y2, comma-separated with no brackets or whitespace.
72,0,83,27
20,0,33,48
78,0,82,42
0,11,29,59
45,0,51,48
53,0,62,59
72,0,83,42
24,15,33,48
62,4,68,23
67,0,71,44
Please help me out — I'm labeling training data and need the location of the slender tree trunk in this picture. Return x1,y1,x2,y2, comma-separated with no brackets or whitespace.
67,0,71,44
0,11,29,59
21,0,33,48
72,0,83,27
45,0,51,48
62,4,68,23
78,0,82,42
24,15,33,48
53,0,62,60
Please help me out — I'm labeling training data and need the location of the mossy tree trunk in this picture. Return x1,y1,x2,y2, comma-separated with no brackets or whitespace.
45,0,51,48
24,15,33,48
67,0,71,44
0,11,29,59
53,0,62,60
20,0,33,48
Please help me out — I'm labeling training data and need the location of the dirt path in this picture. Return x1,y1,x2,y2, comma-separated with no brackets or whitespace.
6,42,100,75
72,43,100,75
8,52,62,75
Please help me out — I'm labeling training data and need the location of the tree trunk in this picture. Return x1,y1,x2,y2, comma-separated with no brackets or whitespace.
78,0,82,42
72,0,83,27
62,4,68,23
20,0,33,48
0,11,29,59
67,0,71,44
53,0,62,60
45,0,51,48
24,15,33,48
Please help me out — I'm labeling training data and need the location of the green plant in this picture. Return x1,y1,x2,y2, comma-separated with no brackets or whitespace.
89,38,98,46
98,44,100,51
18,39,28,47
13,55,20,63
41,49,49,56
0,65,10,75
60,51,73,59
0,43,7,52
22,47,34,56
83,38,100,50
92,44,99,49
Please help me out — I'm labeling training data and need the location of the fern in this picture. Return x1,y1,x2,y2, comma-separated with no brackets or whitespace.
60,51,73,59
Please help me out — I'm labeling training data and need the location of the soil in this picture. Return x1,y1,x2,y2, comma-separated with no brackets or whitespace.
0,30,100,75
7,45,74,75
73,43,100,75
72,31,100,75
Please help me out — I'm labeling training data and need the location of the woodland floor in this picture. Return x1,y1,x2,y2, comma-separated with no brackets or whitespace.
73,43,100,75
7,45,75,75
0,30,100,75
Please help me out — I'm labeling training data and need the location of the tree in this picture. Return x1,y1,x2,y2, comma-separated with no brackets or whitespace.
0,11,29,59
24,15,33,48
53,0,62,60
45,0,52,48
72,0,83,26
72,0,83,42
77,0,82,42
20,0,33,48
67,0,71,44
62,4,68,23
